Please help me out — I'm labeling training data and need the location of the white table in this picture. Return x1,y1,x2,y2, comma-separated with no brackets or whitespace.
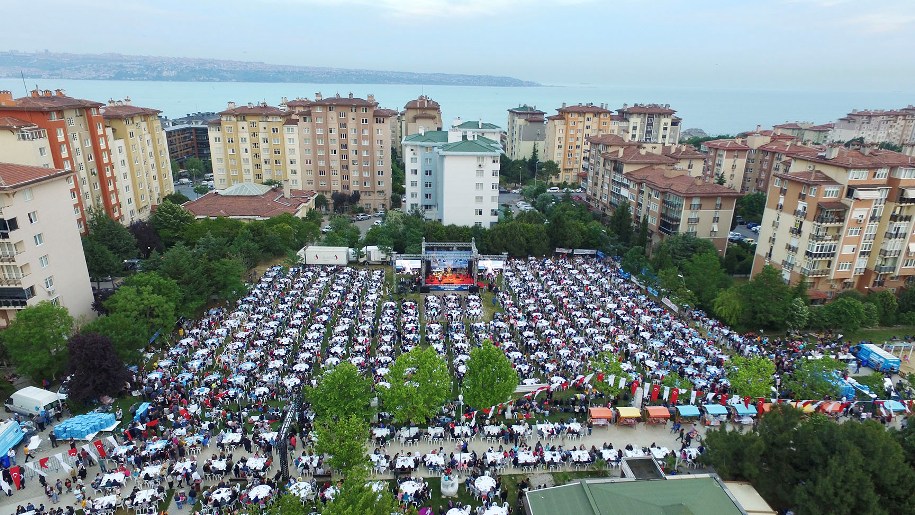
395,456,416,469
289,482,312,498
486,451,504,465
222,433,242,444
566,422,582,434
447,508,471,515
247,457,267,471
399,480,423,495
427,427,445,438
211,487,234,503
140,465,162,480
424,454,445,467
517,451,538,465
134,488,158,505
93,495,119,509
210,459,227,472
248,484,272,501
544,451,562,464
570,450,591,463
100,472,125,487
599,449,618,461
172,461,195,474
475,475,497,493
651,447,670,460
453,425,472,437
372,427,391,439
483,505,508,515
625,448,647,458
483,425,501,436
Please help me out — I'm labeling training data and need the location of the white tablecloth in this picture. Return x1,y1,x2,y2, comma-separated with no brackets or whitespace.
475,475,497,493
399,480,423,495
544,451,562,463
372,427,391,438
289,482,312,498
424,454,445,467
447,508,471,515
517,451,538,465
570,450,591,463
248,484,272,501
395,456,416,469
210,459,227,472
222,433,242,444
93,495,119,509
212,487,233,503
486,451,504,465
651,447,670,460
247,457,267,470
483,505,508,515
172,461,195,474
100,472,125,486
134,489,158,505
140,465,161,480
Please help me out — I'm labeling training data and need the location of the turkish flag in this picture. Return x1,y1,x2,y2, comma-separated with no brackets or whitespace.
93,440,107,459
9,466,21,489
650,384,660,402
743,396,751,409
670,388,679,405
596,372,604,383
146,418,159,428
719,393,729,406
630,380,639,396
67,448,78,457
39,457,49,469
756,398,765,414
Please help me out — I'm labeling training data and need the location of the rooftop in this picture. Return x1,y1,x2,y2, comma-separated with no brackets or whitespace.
219,102,286,117
790,146,915,169
453,120,501,130
0,116,36,130
0,89,103,112
437,138,501,154
102,100,161,119
509,105,545,115
373,108,398,118
627,166,743,197
404,95,440,110
604,146,677,165
0,162,71,191
662,145,706,159
556,104,612,115
773,169,840,186
618,103,677,115
182,182,316,219
587,134,633,147
704,139,751,151
286,93,377,108
525,476,747,515
403,130,450,144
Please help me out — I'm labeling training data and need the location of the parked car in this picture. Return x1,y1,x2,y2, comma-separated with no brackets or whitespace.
746,222,759,230
751,226,760,233
547,187,561,193
373,220,383,226
321,225,332,233
728,231,743,242
373,211,385,217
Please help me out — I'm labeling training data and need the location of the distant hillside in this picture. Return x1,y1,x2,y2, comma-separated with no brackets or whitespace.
0,51,539,87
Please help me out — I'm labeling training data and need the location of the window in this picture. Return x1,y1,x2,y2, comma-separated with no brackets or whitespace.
847,227,861,236
33,233,44,246
849,169,867,180
22,188,33,201
475,196,483,203
904,259,915,268
475,209,483,216
44,276,54,289
823,186,840,198
838,262,852,271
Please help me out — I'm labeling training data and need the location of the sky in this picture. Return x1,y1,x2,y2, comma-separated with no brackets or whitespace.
7,0,915,91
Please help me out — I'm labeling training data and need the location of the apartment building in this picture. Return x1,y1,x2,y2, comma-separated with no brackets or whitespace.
0,89,122,232
743,138,817,194
505,105,546,161
829,107,915,147
0,117,54,168
285,93,396,211
0,163,94,327
399,95,442,145
208,102,291,191
162,112,217,163
542,103,614,185
772,122,834,145
752,145,915,300
102,100,175,224
617,104,681,144
402,124,502,227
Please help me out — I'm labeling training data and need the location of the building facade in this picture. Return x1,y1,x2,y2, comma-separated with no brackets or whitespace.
102,100,175,224
162,112,217,164
505,105,546,161
542,103,614,185
772,122,834,145
0,116,54,169
208,102,291,191
752,145,915,300
617,104,681,144
829,108,915,147
399,95,442,146
0,163,94,327
0,89,122,232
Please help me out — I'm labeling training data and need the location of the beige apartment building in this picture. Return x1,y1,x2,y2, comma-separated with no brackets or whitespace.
102,100,175,224
208,102,291,190
399,95,442,146
617,104,681,144
752,145,915,300
543,103,614,185
829,107,915,148
742,137,816,194
0,117,54,168
772,122,833,145
285,93,396,211
0,163,94,327
505,105,546,161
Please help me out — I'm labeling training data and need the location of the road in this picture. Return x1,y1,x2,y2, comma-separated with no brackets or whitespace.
731,223,759,244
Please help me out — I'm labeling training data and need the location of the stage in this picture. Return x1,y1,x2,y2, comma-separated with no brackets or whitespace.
394,239,507,293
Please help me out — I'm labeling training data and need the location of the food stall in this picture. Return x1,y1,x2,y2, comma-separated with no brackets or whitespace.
588,407,615,427
702,404,728,426
616,406,642,426
729,403,758,425
675,405,701,422
645,406,671,424
818,401,844,416
792,401,816,414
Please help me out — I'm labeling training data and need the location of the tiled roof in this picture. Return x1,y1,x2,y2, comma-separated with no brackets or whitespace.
604,146,677,165
508,105,545,115
704,139,750,151
556,104,611,114
1,92,103,112
183,185,316,219
586,134,631,146
219,104,286,116
774,170,840,185
806,123,834,131
413,113,439,119
403,131,449,144
404,96,440,109
0,116,36,130
373,109,398,118
101,104,161,119
757,140,819,154
286,95,376,108
618,104,676,115
454,120,501,130
773,122,803,129
662,145,706,159
626,166,741,196
437,139,501,154
0,162,71,190
791,146,915,169
546,114,564,121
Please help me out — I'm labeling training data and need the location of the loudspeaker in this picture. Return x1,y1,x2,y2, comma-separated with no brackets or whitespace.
420,286,431,293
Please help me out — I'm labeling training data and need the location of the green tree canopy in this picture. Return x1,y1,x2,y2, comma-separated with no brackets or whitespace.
462,340,519,412
682,251,731,311
319,469,405,515
381,346,451,425
2,301,73,380
607,202,634,249
86,208,138,261
308,362,375,423
81,312,149,364
82,236,121,282
784,357,845,400
313,415,370,476
151,200,194,246
589,352,626,398
739,265,794,331
736,192,766,223
728,356,775,399
104,274,178,336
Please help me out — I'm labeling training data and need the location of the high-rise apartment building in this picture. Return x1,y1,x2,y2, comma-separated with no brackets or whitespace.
829,107,915,148
752,145,915,300
162,112,218,163
772,122,833,145
0,89,122,232
285,93,396,211
208,102,291,190
0,163,94,327
101,100,175,224
542,103,614,185
505,105,546,161
399,95,442,146
617,104,680,144
0,117,53,168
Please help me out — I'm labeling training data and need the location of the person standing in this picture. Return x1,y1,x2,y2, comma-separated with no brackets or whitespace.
6,448,15,466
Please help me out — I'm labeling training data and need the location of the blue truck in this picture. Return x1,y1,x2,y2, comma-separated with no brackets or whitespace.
851,343,901,374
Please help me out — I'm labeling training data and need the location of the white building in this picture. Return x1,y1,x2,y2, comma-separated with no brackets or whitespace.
403,121,502,227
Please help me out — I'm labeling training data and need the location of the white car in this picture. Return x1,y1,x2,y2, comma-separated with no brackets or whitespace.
373,220,383,226
321,225,332,233
547,187,560,193
751,226,760,233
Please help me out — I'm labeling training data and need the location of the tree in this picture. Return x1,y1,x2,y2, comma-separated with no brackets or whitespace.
462,340,518,411
314,415,370,476
658,267,697,308
104,274,179,336
866,290,898,326
163,192,190,204
183,157,205,179
589,352,625,398
786,297,810,330
540,160,560,181
682,251,731,311
635,216,649,249
620,246,649,276
607,203,634,249
701,427,763,480
66,332,130,403
784,357,845,399
82,313,149,364
314,193,329,211
736,192,766,223
2,301,73,381
151,200,194,246
728,356,775,399
820,297,867,333
381,346,451,424
128,220,163,258
86,208,138,261
652,234,717,271
319,470,404,515
714,287,744,327
739,265,793,331
82,236,121,283
308,362,374,423
193,184,210,196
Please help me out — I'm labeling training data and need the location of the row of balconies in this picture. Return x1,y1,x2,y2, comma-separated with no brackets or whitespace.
885,231,907,240
810,233,840,242
890,213,913,222
805,249,837,259
801,267,830,277
879,248,902,258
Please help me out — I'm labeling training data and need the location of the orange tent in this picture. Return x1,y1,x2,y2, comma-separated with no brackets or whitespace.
819,401,843,414
645,406,670,419
589,407,614,421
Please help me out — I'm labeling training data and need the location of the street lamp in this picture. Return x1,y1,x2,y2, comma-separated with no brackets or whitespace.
458,393,463,421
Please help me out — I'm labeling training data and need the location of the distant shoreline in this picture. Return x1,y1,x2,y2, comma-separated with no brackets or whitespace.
0,75,542,88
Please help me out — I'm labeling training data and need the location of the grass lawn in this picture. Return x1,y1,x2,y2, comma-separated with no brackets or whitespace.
847,325,915,344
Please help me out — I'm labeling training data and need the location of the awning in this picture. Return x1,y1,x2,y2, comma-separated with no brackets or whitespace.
703,404,728,416
617,407,642,418
676,405,701,417
819,401,843,414
733,404,758,416
885,400,907,412
793,402,816,413
646,406,671,418
588,407,614,420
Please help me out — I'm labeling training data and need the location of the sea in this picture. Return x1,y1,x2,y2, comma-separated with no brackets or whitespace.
0,78,911,135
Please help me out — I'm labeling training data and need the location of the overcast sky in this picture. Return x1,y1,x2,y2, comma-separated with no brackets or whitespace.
9,0,915,90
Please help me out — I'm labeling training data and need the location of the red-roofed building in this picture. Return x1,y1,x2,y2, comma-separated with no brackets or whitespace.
0,163,94,327
830,107,915,148
182,181,316,220
399,95,442,145
542,102,617,185
616,104,681,145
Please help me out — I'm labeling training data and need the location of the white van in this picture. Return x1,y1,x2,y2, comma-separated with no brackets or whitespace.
4,386,62,416
177,178,191,185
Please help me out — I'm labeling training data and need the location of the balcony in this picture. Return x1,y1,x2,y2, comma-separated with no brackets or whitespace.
789,226,803,236
805,249,836,259
869,215,882,222
0,275,23,286
810,233,840,242
0,252,17,263
879,248,902,258
785,244,799,253
813,215,845,226
687,217,700,224
801,268,830,277
794,209,808,218
689,204,701,210
890,213,913,223
798,192,807,200
876,265,896,274
781,260,795,271
885,231,906,240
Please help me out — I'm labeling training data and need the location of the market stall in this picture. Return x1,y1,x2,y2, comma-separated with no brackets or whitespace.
616,406,641,426
702,404,728,426
675,405,701,422
818,401,844,416
645,406,671,424
729,403,757,425
588,407,614,426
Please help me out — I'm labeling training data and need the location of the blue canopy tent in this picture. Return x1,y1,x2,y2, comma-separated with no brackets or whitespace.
884,400,907,412
676,405,701,418
732,404,758,416
703,404,728,416
134,402,151,422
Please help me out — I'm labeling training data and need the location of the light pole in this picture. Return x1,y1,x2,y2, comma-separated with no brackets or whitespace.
458,393,463,421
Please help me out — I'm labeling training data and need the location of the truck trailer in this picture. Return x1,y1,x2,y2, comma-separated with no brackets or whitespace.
298,246,351,266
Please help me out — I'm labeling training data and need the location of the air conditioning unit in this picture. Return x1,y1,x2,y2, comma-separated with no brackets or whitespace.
46,287,55,294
